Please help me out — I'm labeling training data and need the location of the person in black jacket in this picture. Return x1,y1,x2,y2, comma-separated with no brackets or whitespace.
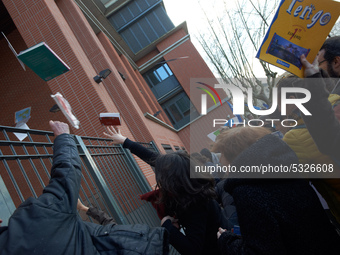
297,54,340,230
317,36,340,94
215,179,238,231
104,126,227,255
0,121,169,255
299,54,340,163
212,126,340,255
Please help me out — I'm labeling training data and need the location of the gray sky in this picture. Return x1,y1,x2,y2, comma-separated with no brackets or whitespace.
163,0,283,77
163,0,340,78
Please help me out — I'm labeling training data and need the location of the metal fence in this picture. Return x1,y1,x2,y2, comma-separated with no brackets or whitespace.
0,125,180,254
76,135,160,226
0,125,159,227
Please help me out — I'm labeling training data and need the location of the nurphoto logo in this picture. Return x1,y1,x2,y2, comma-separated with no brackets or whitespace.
197,80,312,128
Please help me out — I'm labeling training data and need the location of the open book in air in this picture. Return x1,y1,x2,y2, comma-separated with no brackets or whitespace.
257,0,340,77
99,113,121,126
17,42,70,81
51,93,80,129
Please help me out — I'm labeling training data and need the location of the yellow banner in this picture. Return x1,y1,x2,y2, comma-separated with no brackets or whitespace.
257,0,340,77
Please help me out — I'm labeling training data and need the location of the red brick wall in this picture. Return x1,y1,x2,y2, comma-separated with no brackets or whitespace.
1,0,223,196
178,102,234,153
145,119,185,151
156,30,226,112
135,49,160,67
131,67,172,125
156,29,188,52
0,29,69,131
97,33,152,115
55,0,165,190
55,0,144,139
97,33,170,125
0,27,68,207
1,0,155,202
142,118,186,187
2,0,124,138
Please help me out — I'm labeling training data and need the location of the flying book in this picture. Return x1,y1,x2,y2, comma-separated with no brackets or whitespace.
15,107,31,125
256,0,340,77
13,107,32,141
17,42,70,81
99,113,121,126
51,92,80,129
1,31,25,70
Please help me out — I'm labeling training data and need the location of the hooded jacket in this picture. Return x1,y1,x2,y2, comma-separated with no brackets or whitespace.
0,134,168,255
218,134,340,255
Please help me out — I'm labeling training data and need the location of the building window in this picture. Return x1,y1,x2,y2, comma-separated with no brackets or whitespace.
143,63,180,100
161,144,173,154
161,91,199,129
108,0,174,53
146,64,173,87
143,63,199,129
174,146,180,151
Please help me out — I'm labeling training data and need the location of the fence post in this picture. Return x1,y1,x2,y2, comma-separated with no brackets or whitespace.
75,135,127,225
0,174,16,225
122,146,152,194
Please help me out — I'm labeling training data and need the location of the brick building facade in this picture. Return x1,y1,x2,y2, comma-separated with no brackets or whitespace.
0,0,233,190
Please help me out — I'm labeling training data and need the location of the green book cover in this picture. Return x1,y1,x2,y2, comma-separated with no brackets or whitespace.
17,42,70,81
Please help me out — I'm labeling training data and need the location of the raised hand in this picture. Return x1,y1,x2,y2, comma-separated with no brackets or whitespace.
217,227,226,239
161,216,179,229
300,54,319,77
77,199,89,212
49,120,70,137
103,126,127,144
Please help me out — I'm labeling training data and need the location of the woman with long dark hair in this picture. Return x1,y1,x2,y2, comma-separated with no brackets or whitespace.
104,127,226,255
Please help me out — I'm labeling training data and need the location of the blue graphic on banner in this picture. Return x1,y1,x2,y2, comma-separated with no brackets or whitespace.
277,59,290,68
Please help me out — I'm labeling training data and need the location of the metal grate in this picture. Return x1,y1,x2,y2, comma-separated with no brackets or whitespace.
77,136,159,226
0,125,159,227
0,125,179,254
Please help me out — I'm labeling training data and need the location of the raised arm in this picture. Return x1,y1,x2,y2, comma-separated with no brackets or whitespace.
37,121,82,213
104,126,159,166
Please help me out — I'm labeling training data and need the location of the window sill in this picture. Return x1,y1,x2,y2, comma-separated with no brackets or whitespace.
144,112,178,132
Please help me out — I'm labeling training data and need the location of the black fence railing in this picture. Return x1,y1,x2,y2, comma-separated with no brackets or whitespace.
0,125,158,227
0,125,179,254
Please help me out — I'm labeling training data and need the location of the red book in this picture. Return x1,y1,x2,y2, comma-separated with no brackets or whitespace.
99,113,121,126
